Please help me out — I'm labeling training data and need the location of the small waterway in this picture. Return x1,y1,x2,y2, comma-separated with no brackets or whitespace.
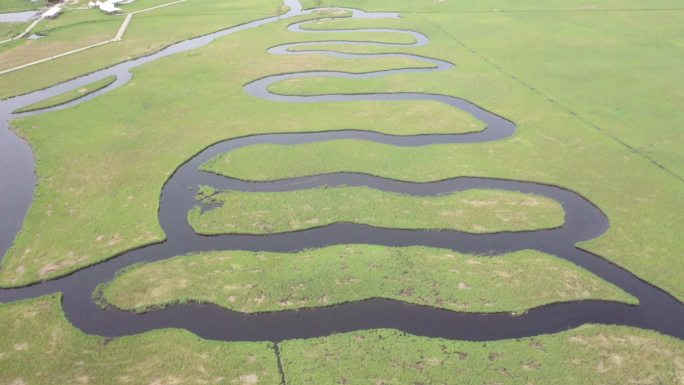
0,1,682,342
0,10,37,23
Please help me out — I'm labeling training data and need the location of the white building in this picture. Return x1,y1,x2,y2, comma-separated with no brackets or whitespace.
41,5,63,19
99,2,122,14
89,0,135,14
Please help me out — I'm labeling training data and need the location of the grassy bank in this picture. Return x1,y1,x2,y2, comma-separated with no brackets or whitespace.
201,140,506,181
186,15,684,301
0,14,492,287
299,2,684,181
0,0,285,98
291,9,684,179
102,245,635,314
425,10,684,179
2,295,678,384
0,6,120,65
0,0,46,13
0,295,280,385
3,9,683,304
301,0,684,12
14,75,116,113
280,326,684,385
0,22,26,40
189,186,564,235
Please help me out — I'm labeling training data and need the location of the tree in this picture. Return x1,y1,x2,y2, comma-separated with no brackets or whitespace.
276,4,285,20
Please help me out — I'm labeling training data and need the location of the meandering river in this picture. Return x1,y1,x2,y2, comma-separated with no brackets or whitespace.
0,1,682,342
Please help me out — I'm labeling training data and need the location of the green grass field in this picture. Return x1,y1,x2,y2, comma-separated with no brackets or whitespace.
280,326,684,385
14,75,116,113
0,0,46,13
193,14,684,302
0,0,682,382
102,245,634,314
0,22,26,40
2,296,680,384
0,295,280,384
0,6,121,66
190,186,564,235
0,0,286,98
301,0,684,12
0,12,493,287
2,4,682,303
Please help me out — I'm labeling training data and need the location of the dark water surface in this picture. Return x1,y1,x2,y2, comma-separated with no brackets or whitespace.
0,1,682,342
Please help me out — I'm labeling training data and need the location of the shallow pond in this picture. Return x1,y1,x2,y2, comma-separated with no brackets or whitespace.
0,11,37,23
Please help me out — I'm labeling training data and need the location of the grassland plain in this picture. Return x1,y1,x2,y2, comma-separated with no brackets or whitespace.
425,11,684,179
0,2,680,302
1,12,492,287
196,15,684,302
279,327,684,385
0,4,121,64
301,2,684,176
0,22,26,40
13,75,116,113
0,0,287,98
0,0,46,13
189,186,564,235
1,7,682,302
301,0,684,12
1,2,682,384
0,295,281,385
102,245,634,314
2,296,679,384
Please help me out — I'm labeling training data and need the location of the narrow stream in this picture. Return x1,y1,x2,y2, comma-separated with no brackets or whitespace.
0,2,682,342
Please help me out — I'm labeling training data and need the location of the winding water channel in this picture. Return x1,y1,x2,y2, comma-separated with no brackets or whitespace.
0,1,682,342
